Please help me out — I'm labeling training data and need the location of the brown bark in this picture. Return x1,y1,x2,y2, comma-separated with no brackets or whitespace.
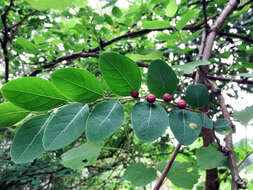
194,0,246,189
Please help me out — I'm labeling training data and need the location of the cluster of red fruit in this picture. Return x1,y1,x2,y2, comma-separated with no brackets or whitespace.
130,90,187,109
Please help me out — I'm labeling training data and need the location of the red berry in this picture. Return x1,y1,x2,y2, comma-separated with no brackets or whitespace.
163,93,172,102
146,94,156,103
177,99,186,109
131,90,139,98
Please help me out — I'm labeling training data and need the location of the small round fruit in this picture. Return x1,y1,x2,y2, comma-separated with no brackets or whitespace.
177,99,186,109
163,93,172,102
146,94,156,103
131,90,139,98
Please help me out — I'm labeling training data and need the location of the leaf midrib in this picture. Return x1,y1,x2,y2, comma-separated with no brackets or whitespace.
53,75,103,96
4,89,66,102
46,105,87,149
105,57,135,90
15,116,52,161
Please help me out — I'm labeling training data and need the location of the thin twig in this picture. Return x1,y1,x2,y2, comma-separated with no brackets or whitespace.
0,0,14,82
8,10,39,31
153,144,181,190
208,80,247,189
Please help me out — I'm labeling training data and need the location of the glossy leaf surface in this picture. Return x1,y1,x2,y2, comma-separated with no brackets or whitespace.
147,60,178,98
131,102,169,142
185,84,209,109
1,77,67,111
51,68,103,103
99,52,141,96
11,115,52,163
86,101,124,142
169,110,202,145
0,102,30,128
43,104,89,150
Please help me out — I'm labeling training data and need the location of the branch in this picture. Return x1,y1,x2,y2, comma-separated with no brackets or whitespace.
0,0,14,83
29,52,98,76
202,0,209,30
88,22,202,52
237,0,253,11
185,73,253,85
29,12,221,76
153,144,181,190
208,80,247,189
8,10,39,31
218,31,253,43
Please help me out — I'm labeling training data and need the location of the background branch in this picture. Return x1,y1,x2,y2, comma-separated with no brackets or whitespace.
153,144,181,190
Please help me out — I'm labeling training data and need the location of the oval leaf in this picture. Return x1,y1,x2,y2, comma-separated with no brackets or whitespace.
214,118,232,135
43,104,89,150
232,105,253,126
142,21,171,29
169,110,202,145
99,52,141,96
61,142,102,170
173,60,210,74
147,60,178,98
112,6,122,17
197,144,228,169
0,102,30,128
1,77,67,111
131,102,169,142
123,162,156,186
157,162,200,189
86,101,124,142
11,114,52,164
185,84,209,109
166,0,178,17
199,113,213,129
51,68,103,103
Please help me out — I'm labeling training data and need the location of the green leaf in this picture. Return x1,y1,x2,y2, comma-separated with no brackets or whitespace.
142,20,171,29
199,113,213,129
99,52,141,96
183,29,202,43
185,84,209,109
176,9,199,30
132,102,169,142
147,60,178,98
233,106,253,126
197,144,228,169
156,31,188,41
237,73,253,78
214,118,232,135
126,51,163,62
51,68,103,103
104,14,113,25
43,104,89,150
86,101,124,142
0,102,30,128
123,162,156,186
11,115,52,164
169,110,202,145
14,38,38,53
166,0,178,17
1,77,67,111
173,60,210,74
28,0,72,10
61,142,102,170
157,162,200,189
112,6,122,17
